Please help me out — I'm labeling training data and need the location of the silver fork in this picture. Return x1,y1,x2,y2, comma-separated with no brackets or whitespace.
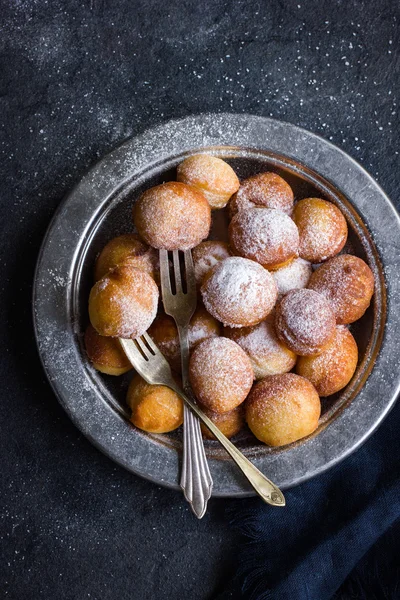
159,249,212,518
120,334,286,507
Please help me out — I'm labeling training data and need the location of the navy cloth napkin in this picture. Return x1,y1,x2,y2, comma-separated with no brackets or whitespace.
218,400,400,600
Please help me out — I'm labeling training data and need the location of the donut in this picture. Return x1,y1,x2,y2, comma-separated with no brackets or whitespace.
148,306,220,373
274,288,336,356
189,337,254,413
296,326,358,396
133,181,211,250
84,324,132,376
94,233,159,284
126,374,183,433
192,241,231,287
229,172,294,218
88,265,159,338
224,315,296,379
308,254,374,324
201,256,278,328
292,197,348,263
272,257,312,296
229,208,299,270
200,405,244,440
246,373,321,446
177,154,240,209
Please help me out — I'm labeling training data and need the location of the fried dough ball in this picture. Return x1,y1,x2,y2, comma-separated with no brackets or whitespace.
177,154,240,209
246,373,321,447
201,256,278,328
272,257,312,296
148,306,221,373
229,172,294,218
84,324,132,376
192,241,231,287
200,405,244,440
296,325,358,396
224,316,296,379
133,181,211,250
292,198,348,263
189,337,254,413
229,208,299,270
275,288,336,356
94,234,159,284
308,254,375,324
126,374,183,433
89,265,159,338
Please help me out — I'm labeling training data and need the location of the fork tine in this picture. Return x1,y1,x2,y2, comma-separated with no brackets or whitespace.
142,332,159,355
172,250,182,293
134,336,151,359
119,338,148,370
183,250,196,295
159,249,172,296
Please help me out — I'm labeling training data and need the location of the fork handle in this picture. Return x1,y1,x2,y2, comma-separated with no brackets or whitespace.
171,385,285,507
177,324,213,519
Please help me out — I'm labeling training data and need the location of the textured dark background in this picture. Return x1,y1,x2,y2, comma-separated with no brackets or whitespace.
1,1,398,599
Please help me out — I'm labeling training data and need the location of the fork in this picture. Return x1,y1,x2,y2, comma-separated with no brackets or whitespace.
120,333,286,507
159,249,212,518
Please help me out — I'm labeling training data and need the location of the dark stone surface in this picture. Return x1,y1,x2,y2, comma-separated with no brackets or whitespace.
0,1,398,599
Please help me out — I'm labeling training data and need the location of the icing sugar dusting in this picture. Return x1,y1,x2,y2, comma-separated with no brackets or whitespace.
273,258,312,295
201,256,277,327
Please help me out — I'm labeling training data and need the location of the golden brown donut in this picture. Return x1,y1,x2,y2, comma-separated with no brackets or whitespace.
224,316,296,379
133,181,211,250
296,325,358,396
246,373,321,446
200,405,244,440
177,154,240,209
201,256,278,328
148,306,221,373
292,197,348,263
189,337,254,413
126,374,183,433
84,324,132,375
275,288,336,356
308,254,374,324
272,257,312,296
192,241,231,287
229,208,299,270
88,265,159,338
229,172,294,218
94,233,159,283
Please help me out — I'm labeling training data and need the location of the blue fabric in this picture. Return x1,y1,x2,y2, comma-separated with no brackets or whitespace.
219,400,400,600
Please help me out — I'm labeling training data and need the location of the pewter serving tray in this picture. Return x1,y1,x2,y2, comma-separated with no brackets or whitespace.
33,114,400,496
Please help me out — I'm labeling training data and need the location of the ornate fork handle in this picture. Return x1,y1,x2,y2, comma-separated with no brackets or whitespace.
177,323,213,518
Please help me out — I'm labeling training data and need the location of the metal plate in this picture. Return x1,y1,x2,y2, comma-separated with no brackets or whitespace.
33,114,400,496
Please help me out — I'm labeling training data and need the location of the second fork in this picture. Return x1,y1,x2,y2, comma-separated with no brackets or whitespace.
159,249,213,518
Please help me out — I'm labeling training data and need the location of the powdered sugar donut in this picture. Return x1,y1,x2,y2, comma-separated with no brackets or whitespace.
133,181,211,250
201,256,278,328
292,197,348,263
189,337,254,413
177,154,240,209
308,254,374,324
224,316,296,379
272,257,312,296
229,208,299,270
89,265,159,339
275,288,336,356
94,233,159,283
246,373,321,446
229,172,294,218
296,325,358,396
